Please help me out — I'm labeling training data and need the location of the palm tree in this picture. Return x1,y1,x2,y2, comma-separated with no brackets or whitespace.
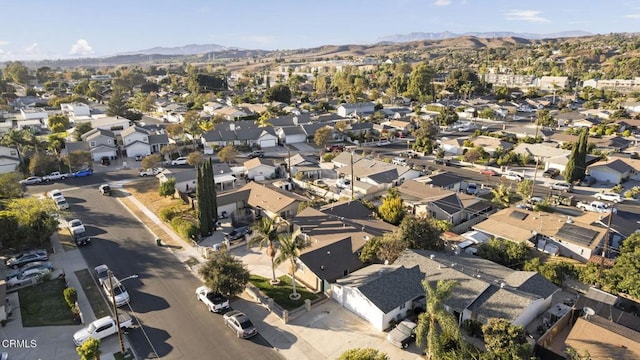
249,216,281,284
1,128,30,165
274,229,307,300
415,279,460,360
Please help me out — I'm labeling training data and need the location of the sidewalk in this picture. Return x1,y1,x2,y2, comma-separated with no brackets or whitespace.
0,233,134,360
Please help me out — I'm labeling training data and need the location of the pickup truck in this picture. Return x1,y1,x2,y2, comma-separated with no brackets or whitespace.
73,313,133,346
138,167,163,177
196,286,230,313
42,172,69,182
577,201,617,214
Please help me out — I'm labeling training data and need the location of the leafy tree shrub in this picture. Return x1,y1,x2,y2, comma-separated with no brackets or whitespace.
337,348,389,360
63,287,78,309
159,178,176,197
322,153,336,162
76,337,101,360
198,251,250,297
170,217,198,240
159,207,180,222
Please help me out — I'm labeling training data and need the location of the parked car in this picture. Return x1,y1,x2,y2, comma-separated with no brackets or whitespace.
139,168,163,177
434,158,451,166
48,189,65,201
502,172,524,182
248,150,265,158
325,145,345,153
5,261,53,279
387,320,417,349
479,168,498,176
171,157,188,166
73,313,132,346
223,310,258,338
376,140,391,147
102,278,130,307
195,286,230,313
6,267,52,288
19,176,43,185
336,178,351,188
224,226,252,241
73,230,91,246
542,168,560,178
6,249,49,269
134,154,143,161
99,184,112,196
68,219,85,234
42,171,69,182
549,182,573,192
94,264,110,286
594,191,623,203
72,168,93,177
55,198,69,210
100,156,111,165
579,176,596,187
392,157,407,166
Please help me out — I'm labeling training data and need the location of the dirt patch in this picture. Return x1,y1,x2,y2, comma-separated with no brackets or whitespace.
57,229,76,252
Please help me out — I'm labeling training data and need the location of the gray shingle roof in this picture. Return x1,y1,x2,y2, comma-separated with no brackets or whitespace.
427,172,465,188
299,237,363,282
357,266,425,313
504,271,559,299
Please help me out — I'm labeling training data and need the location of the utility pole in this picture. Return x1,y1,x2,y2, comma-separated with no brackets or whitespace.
108,270,126,354
599,204,615,277
350,150,355,200
529,121,541,200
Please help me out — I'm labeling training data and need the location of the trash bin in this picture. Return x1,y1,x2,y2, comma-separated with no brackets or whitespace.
156,238,163,246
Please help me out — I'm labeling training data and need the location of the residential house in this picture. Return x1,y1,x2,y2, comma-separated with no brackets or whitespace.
418,172,467,192
336,102,376,118
276,126,307,144
61,102,91,117
73,116,132,136
397,180,493,230
157,163,237,194
589,136,631,153
203,101,224,114
439,135,514,156
120,126,168,158
244,157,277,181
512,143,570,170
545,152,600,174
616,118,640,134
68,128,118,161
472,208,609,262
0,146,20,174
382,119,414,135
333,249,559,331
498,126,553,141
201,121,278,151
301,123,332,140
587,158,636,184
212,106,249,121
536,76,569,91
286,153,321,179
292,201,397,293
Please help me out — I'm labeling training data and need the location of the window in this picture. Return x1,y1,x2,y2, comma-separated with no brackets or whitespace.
10,150,17,156
89,141,96,147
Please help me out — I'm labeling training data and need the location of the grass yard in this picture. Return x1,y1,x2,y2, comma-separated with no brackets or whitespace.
19,279,77,327
250,275,318,310
75,269,111,319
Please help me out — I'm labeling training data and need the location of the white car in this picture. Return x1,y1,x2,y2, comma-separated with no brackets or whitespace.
196,286,230,313
55,198,69,210
502,172,524,182
594,191,623,203
376,140,391,147
102,278,130,307
171,157,188,166
68,219,85,234
48,189,65,201
336,178,351,188
466,183,478,195
94,264,110,286
6,267,52,288
139,167,163,177
19,176,43,185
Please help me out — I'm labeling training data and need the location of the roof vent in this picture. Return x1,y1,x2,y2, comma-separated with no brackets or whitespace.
566,217,574,224
363,235,370,241
430,254,435,260
583,307,595,319
500,282,506,288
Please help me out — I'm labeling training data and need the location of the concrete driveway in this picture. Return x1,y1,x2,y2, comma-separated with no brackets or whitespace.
290,143,317,154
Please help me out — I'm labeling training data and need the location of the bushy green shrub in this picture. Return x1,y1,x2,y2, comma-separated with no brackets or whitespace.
159,206,180,222
170,217,198,240
322,153,336,162
63,287,77,309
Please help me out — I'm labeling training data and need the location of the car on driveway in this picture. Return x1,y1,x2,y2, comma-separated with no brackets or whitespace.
579,176,596,187
466,183,478,195
248,150,265,158
325,145,345,153
19,176,43,185
594,191,623,203
5,249,49,269
171,157,188,166
387,320,417,349
336,178,351,188
6,267,52,288
6,261,53,279
223,310,258,338
196,286,230,313
543,168,560,178
479,168,498,176
224,226,252,241
72,168,93,177
549,182,573,192
68,219,85,234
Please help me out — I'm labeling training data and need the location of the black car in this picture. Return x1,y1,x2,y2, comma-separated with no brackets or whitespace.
224,226,252,241
543,168,560,178
73,230,91,246
100,156,111,165
434,158,451,166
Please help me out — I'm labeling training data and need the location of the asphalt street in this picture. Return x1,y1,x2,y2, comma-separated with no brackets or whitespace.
30,176,283,360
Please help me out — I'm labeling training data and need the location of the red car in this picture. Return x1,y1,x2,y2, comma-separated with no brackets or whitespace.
480,168,498,176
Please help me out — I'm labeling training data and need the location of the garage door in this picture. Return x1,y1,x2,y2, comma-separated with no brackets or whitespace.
260,139,276,148
590,170,620,184
92,151,116,161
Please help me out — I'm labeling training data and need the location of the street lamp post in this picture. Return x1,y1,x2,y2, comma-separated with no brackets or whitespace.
108,271,138,354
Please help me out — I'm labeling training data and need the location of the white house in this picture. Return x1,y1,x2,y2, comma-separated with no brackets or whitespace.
61,102,91,117
337,102,376,118
244,158,277,181
0,146,20,174
121,126,152,158
73,116,132,136
78,128,118,161
276,126,307,144
587,159,635,184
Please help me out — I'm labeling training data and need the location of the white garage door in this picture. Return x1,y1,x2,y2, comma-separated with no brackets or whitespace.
590,170,620,184
259,139,277,148
92,151,116,161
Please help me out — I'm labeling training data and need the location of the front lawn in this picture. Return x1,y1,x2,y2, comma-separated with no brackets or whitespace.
19,279,77,327
249,275,318,310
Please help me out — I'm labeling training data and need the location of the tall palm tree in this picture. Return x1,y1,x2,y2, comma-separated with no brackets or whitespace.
415,279,460,360
249,216,281,284
1,128,29,165
274,229,307,300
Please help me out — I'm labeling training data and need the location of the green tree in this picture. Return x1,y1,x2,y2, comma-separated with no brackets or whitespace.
141,154,163,169
606,232,640,298
478,238,529,269
198,250,250,297
314,127,333,151
378,189,405,225
416,279,460,360
187,151,205,167
196,162,211,236
359,232,407,264
400,215,447,250
217,145,237,164
0,173,23,199
159,178,176,197
563,140,580,183
274,229,308,300
74,122,94,141
516,179,533,199
249,216,281,284
4,61,29,83
29,152,60,176
481,318,531,360
575,128,588,180
4,197,58,249
435,107,459,126
1,128,30,165
47,114,70,132
406,62,435,101
106,88,128,117
76,337,101,360
129,92,156,113
491,183,513,208
337,348,389,360
182,111,203,150
536,109,555,127
263,83,292,103
47,133,65,155
66,150,91,172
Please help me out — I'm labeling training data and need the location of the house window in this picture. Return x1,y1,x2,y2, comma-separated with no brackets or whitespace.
10,150,17,156
399,303,406,310
89,141,96,147
143,136,148,142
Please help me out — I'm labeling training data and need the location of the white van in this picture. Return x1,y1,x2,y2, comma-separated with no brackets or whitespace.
392,157,407,166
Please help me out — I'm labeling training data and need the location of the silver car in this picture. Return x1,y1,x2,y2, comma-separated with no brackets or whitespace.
5,250,49,269
6,268,52,287
387,320,417,349
223,310,258,338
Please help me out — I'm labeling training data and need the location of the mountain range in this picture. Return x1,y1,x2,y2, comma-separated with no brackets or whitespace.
375,31,592,43
118,43,238,56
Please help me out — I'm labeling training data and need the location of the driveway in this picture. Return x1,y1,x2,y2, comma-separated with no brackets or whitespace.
289,143,317,154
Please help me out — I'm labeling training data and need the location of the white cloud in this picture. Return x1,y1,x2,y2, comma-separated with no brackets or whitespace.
0,40,8,46
25,43,39,53
69,39,94,56
434,0,452,6
504,10,550,23
624,14,640,19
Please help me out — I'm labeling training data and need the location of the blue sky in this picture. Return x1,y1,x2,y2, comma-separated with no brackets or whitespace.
1,0,640,61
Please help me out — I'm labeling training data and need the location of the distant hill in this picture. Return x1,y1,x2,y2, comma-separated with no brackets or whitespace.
119,43,239,56
376,31,592,43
